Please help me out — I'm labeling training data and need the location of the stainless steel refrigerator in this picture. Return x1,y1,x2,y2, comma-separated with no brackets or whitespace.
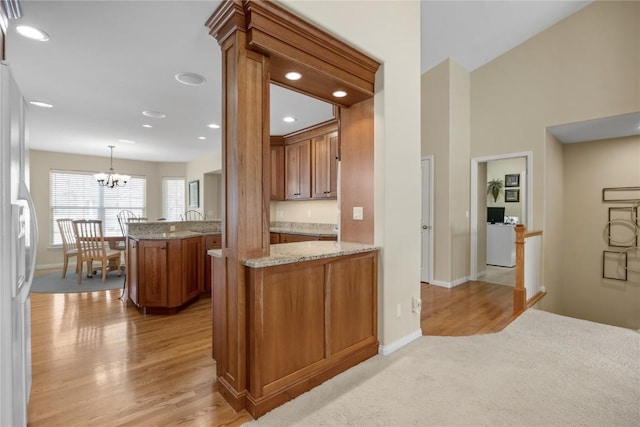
0,61,38,426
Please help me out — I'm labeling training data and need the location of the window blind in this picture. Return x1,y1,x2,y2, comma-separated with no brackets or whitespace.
50,170,146,245
162,177,185,221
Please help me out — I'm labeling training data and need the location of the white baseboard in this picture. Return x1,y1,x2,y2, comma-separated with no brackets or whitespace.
378,329,422,356
429,276,469,289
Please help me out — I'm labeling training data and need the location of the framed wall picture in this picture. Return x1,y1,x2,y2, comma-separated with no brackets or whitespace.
188,180,200,208
505,189,519,203
505,174,520,187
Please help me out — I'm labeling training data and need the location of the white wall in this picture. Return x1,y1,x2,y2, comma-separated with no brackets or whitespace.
281,0,422,349
185,149,222,219
471,1,640,316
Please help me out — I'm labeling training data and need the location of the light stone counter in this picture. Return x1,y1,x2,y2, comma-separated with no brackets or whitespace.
240,241,379,268
129,230,206,240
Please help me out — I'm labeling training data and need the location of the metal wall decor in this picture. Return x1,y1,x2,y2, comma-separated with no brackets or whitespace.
602,186,639,281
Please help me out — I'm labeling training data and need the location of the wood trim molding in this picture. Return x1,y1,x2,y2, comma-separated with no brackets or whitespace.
206,0,380,107
206,0,247,44
513,224,526,314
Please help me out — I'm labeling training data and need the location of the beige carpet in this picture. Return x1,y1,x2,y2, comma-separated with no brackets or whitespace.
247,309,640,426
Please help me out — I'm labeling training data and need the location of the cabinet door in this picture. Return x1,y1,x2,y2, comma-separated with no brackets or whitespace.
285,140,310,200
270,146,285,201
279,233,319,243
182,236,204,301
270,232,280,244
312,131,338,199
138,240,168,307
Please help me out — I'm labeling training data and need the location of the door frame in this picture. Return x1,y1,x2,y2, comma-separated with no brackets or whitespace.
470,151,533,280
421,155,434,283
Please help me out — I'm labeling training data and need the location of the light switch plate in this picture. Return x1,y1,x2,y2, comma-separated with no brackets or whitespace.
353,206,363,220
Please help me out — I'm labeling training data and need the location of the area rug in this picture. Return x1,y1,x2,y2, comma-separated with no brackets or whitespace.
246,309,640,426
32,270,124,294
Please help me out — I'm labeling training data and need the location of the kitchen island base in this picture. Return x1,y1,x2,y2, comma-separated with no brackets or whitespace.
212,244,379,419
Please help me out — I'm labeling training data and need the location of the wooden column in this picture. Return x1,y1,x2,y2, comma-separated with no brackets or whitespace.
207,2,270,410
513,224,526,314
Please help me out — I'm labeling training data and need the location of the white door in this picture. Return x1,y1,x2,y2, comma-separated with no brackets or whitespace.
0,63,37,427
421,157,432,283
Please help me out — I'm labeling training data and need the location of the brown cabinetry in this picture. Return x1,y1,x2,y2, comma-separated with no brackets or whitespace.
285,140,311,200
312,131,338,198
127,236,203,313
280,123,339,201
204,234,222,292
270,145,285,201
234,250,378,417
277,233,337,243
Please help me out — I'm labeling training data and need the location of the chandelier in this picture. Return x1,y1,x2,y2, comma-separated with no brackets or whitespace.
94,145,130,188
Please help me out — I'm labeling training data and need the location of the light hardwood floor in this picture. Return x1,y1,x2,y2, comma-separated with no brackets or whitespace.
28,273,516,425
28,289,252,426
421,280,517,336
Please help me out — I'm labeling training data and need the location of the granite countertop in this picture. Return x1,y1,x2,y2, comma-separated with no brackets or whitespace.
242,241,379,268
130,230,218,240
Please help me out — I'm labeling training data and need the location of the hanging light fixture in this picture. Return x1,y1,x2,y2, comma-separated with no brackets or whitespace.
94,145,130,188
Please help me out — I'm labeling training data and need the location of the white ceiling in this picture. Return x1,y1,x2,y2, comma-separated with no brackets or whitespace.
6,0,635,164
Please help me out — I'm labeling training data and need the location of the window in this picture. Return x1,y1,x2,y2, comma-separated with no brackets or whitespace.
50,170,146,245
162,177,185,221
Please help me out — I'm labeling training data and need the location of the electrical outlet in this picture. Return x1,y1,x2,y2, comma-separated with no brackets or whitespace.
412,297,422,313
396,303,401,318
307,209,312,218
169,225,176,232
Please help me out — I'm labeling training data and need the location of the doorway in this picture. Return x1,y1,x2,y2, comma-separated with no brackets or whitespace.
470,151,533,281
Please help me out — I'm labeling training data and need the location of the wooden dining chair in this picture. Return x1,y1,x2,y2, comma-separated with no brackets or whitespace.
72,219,122,284
181,210,204,221
56,218,78,278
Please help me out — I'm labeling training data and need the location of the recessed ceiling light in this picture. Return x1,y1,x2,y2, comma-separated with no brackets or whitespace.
142,110,166,119
283,116,296,123
198,136,206,140
285,72,302,81
175,72,206,86
208,123,220,129
118,139,136,144
29,100,53,108
142,124,153,128
16,25,50,41
332,90,347,98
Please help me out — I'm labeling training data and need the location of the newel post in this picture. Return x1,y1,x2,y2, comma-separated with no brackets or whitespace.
513,224,526,314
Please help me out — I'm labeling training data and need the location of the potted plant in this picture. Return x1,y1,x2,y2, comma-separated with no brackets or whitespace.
487,178,504,202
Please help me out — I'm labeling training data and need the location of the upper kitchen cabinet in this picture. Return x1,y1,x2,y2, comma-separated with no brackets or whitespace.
312,130,338,199
285,139,311,200
280,121,339,201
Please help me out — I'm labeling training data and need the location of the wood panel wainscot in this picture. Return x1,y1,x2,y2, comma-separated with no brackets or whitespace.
211,243,379,418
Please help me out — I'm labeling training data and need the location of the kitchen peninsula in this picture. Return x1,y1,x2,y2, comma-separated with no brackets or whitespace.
210,240,379,417
125,220,339,314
